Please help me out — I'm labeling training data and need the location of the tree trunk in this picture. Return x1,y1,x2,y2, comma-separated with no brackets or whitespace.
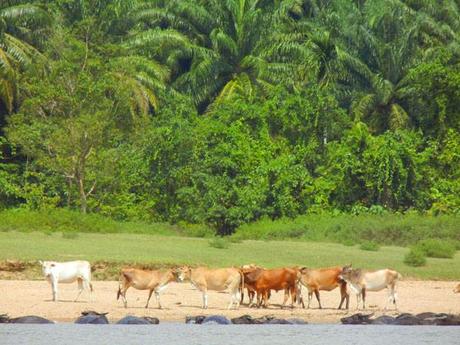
78,178,87,214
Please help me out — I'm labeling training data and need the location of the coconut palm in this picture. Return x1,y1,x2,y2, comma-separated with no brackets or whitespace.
0,1,50,113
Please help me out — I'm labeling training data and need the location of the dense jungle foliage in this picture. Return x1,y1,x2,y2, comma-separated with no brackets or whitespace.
0,0,459,235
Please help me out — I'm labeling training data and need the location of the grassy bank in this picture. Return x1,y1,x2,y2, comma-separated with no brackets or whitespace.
0,208,213,237
1,209,459,247
0,231,459,280
233,213,460,246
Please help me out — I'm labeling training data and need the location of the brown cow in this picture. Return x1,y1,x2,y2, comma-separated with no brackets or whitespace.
299,266,349,309
117,268,178,309
175,266,243,309
243,267,300,308
240,264,265,306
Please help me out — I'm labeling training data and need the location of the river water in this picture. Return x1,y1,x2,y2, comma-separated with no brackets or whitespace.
1,324,459,345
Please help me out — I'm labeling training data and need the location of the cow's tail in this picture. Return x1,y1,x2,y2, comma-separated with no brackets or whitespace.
89,283,94,292
239,270,245,297
117,285,121,300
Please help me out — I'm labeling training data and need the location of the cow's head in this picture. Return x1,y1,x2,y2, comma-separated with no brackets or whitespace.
454,284,460,294
174,266,191,282
39,261,56,277
339,264,353,282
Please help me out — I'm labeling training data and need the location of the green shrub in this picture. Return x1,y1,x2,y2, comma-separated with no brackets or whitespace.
208,237,230,249
404,247,427,267
342,239,355,247
62,231,79,239
415,239,456,259
359,241,380,251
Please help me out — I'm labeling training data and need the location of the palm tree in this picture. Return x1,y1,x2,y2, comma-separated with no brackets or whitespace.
128,0,296,111
346,0,459,132
108,55,170,117
0,1,50,113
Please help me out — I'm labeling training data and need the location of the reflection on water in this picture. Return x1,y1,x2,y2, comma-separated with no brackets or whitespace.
1,324,459,345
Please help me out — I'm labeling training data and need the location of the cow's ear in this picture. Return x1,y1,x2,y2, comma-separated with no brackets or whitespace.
38,260,43,266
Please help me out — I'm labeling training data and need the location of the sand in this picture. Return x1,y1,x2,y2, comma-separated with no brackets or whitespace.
1,280,459,323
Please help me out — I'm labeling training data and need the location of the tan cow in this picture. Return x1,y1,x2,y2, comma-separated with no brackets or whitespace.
339,266,402,310
299,266,349,309
117,268,178,309
454,283,460,293
175,266,243,309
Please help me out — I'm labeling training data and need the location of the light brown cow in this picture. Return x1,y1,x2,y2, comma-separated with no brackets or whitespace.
243,267,300,308
117,268,178,309
299,266,349,309
339,266,402,310
175,266,243,309
454,283,460,293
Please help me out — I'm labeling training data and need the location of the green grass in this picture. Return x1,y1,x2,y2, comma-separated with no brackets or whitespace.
0,208,213,237
0,231,459,280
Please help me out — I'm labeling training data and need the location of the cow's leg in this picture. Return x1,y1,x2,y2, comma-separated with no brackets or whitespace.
356,293,361,310
248,290,255,307
296,283,304,308
51,279,58,302
314,290,322,309
290,286,297,308
145,289,154,308
236,287,242,309
338,282,349,309
388,284,397,310
74,278,84,302
281,289,289,308
202,291,208,309
228,291,235,309
361,288,366,309
307,291,313,308
121,289,128,308
265,290,271,308
256,292,262,308
154,290,162,309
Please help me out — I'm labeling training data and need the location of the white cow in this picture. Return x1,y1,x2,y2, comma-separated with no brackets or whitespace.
39,260,93,302
339,266,401,310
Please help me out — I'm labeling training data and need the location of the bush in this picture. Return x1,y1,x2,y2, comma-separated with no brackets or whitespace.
404,247,427,267
415,239,456,259
359,241,380,251
208,237,230,249
342,239,355,246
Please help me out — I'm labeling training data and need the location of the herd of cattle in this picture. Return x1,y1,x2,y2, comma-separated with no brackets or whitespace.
38,260,446,312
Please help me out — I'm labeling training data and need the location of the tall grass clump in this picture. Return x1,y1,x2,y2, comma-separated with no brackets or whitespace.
415,239,457,259
208,237,230,249
359,241,380,251
404,247,427,267
62,232,79,239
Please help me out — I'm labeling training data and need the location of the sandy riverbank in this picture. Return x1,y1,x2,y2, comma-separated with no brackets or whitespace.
1,280,459,323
